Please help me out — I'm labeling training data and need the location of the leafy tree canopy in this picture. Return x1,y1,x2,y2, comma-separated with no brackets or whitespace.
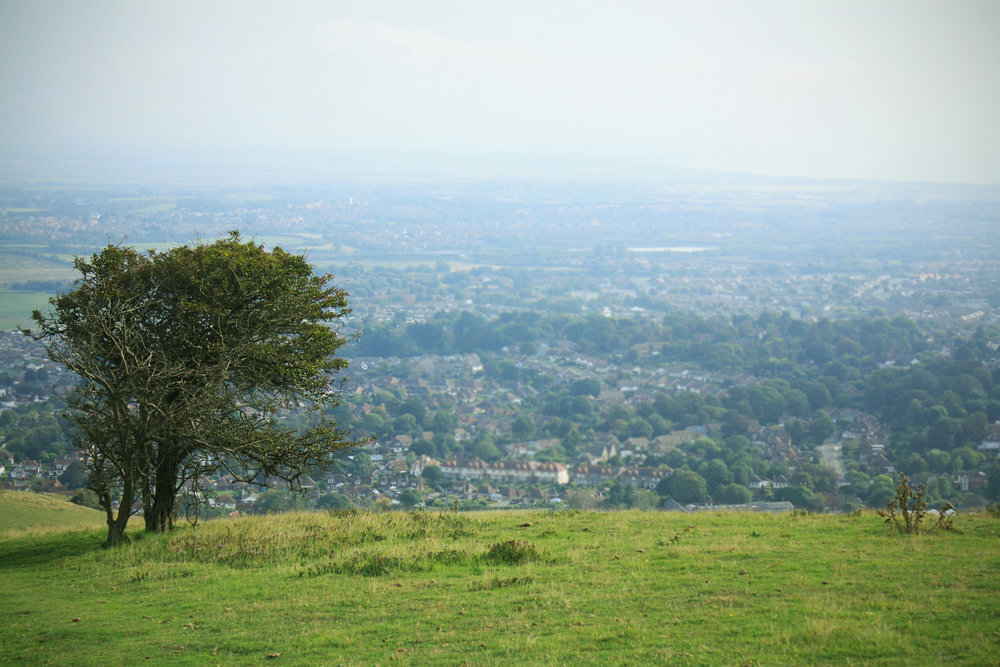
28,233,360,545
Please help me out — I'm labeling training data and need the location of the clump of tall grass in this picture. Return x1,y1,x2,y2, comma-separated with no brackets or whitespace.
482,539,539,565
108,510,485,569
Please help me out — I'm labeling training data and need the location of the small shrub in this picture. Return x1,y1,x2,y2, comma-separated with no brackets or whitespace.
483,539,539,565
878,473,954,534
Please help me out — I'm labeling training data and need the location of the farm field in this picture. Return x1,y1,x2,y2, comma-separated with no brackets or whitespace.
0,290,58,332
1,502,997,665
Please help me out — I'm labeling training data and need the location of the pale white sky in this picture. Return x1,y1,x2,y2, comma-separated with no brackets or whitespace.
2,0,999,183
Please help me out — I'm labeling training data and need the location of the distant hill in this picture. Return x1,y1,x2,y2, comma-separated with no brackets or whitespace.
0,489,104,534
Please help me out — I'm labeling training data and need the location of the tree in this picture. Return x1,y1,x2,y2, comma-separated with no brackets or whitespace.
987,462,1000,502
602,480,637,508
394,413,418,436
749,385,787,424
714,483,752,505
627,416,653,439
399,488,422,508
809,411,836,444
867,475,898,509
925,448,951,473
58,460,89,490
698,458,732,494
511,414,535,440
431,409,457,435
399,397,427,424
781,485,819,511
69,488,102,510
668,470,709,504
571,378,602,397
316,492,352,510
472,438,503,462
723,435,749,456
421,465,443,488
255,488,309,514
28,234,360,545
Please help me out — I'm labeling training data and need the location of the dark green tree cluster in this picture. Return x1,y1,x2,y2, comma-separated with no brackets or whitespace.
0,400,72,462
865,350,999,475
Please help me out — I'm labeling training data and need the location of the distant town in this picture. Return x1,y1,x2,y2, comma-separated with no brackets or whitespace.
2,172,999,516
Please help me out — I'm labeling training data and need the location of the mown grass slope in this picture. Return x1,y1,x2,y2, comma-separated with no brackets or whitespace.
1,509,997,665
0,489,104,536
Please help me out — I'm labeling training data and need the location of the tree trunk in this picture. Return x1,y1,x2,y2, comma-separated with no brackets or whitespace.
145,454,178,532
105,479,135,547
106,515,129,547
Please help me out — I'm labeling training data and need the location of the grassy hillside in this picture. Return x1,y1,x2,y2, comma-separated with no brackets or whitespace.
0,489,105,535
1,509,997,665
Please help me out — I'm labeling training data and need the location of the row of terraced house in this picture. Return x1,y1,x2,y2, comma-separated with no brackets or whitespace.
435,458,668,489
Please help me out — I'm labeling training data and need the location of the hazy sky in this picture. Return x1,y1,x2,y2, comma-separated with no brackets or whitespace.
2,0,999,183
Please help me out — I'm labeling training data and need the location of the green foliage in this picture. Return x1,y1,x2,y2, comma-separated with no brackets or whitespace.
315,492,352,510
714,483,753,505
988,462,1000,502
698,458,732,493
511,414,535,439
780,485,820,512
399,488,422,508
866,475,897,508
666,470,709,504
421,465,443,486
254,489,310,515
602,480,637,509
0,402,71,461
570,378,602,397
27,233,359,545
58,461,89,490
471,438,503,462
69,489,102,510
809,410,836,444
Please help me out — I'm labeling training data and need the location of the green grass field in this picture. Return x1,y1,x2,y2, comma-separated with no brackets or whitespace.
1,502,997,665
0,489,105,536
0,290,57,331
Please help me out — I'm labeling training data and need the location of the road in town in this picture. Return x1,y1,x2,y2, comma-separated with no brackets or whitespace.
819,435,848,487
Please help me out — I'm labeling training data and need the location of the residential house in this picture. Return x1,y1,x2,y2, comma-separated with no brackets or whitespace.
410,455,441,478
578,433,620,463
37,479,71,496
977,423,1000,458
955,471,987,493
20,460,41,476
53,454,80,474
623,437,650,453
439,459,569,485
650,428,703,453
618,467,668,489
571,465,621,486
